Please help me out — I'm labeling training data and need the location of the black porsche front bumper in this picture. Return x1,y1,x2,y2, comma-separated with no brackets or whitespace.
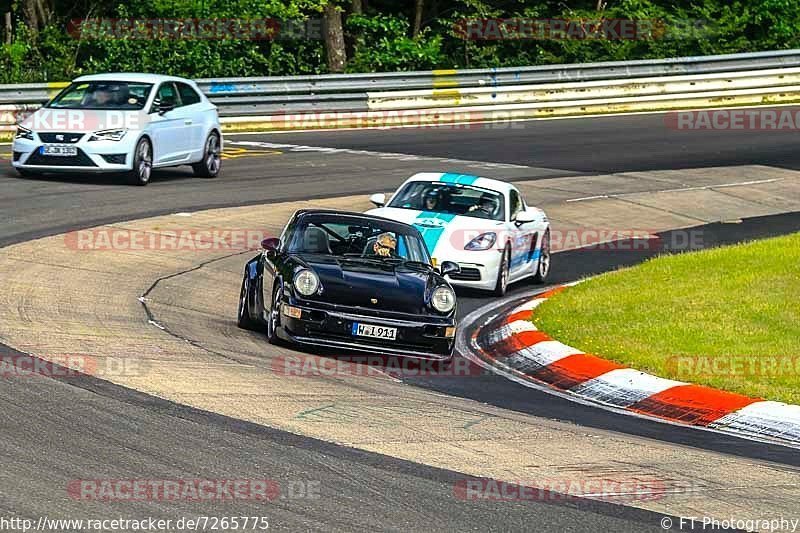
276,299,456,360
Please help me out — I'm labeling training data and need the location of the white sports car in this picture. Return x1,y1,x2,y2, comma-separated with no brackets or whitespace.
367,172,551,296
12,73,222,185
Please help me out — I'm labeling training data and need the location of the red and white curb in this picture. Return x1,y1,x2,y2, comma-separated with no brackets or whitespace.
468,284,800,448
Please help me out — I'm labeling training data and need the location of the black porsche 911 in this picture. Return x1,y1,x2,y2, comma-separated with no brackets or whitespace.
237,209,461,361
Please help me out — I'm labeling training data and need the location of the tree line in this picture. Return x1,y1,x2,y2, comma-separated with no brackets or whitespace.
1,0,798,82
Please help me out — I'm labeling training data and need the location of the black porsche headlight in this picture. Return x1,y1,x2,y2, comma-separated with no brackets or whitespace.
294,269,320,296
431,286,456,313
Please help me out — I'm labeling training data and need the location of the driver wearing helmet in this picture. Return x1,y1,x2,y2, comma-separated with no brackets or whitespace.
423,189,442,211
469,193,497,217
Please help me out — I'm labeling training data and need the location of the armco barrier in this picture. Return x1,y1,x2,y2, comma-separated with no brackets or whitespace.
2,49,800,136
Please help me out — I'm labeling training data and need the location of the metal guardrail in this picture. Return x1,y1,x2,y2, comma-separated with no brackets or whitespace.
1,49,800,135
1,50,800,116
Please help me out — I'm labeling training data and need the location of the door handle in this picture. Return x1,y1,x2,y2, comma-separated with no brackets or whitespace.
184,120,193,125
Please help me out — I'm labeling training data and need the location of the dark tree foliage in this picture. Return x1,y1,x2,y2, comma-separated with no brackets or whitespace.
0,0,796,82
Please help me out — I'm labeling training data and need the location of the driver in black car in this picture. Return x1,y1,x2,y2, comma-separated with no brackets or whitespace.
370,232,399,258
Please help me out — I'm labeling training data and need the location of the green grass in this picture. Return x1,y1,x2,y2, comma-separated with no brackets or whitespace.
533,232,800,404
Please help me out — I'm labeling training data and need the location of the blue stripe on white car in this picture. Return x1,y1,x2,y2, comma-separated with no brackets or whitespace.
439,173,478,185
413,211,455,254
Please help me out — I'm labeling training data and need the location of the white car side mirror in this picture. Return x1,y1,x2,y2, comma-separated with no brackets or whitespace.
515,210,537,224
369,193,386,207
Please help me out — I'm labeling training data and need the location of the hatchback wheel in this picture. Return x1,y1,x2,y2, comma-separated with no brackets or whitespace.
127,137,152,186
193,132,221,178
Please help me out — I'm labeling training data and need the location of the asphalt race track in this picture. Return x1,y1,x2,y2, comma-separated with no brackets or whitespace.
2,111,800,531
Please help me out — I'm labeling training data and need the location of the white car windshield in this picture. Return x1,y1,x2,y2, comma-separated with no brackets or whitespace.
388,181,506,221
48,81,153,110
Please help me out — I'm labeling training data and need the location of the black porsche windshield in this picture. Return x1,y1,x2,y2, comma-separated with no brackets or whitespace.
287,216,431,264
48,81,153,110
388,181,506,221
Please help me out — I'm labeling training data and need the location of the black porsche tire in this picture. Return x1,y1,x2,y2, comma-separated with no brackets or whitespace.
127,137,153,186
237,276,259,331
266,285,282,345
531,229,551,284
192,131,221,178
492,245,510,297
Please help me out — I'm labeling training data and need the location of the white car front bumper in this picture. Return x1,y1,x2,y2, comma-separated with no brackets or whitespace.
12,132,138,172
434,248,504,292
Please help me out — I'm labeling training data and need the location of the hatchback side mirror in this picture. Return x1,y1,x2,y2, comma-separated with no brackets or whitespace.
158,101,175,115
440,261,461,277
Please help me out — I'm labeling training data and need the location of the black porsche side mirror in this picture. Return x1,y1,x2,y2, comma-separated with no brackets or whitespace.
261,237,280,252
440,261,461,277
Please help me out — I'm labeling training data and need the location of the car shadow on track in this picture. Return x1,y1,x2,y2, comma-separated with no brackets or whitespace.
9,167,199,185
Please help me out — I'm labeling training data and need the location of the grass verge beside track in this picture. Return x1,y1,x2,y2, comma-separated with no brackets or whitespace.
534,233,800,404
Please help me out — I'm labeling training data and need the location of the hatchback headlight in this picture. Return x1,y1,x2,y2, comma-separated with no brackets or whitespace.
294,269,320,296
15,125,34,141
431,286,456,313
89,129,127,142
465,232,497,251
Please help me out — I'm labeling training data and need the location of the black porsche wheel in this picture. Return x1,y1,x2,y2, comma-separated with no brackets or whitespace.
532,229,551,284
237,276,259,331
492,245,510,297
266,286,282,345
192,132,221,178
127,137,153,186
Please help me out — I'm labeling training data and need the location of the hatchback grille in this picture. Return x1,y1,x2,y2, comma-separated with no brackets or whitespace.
38,132,84,144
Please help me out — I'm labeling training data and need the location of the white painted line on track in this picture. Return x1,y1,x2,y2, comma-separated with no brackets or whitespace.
566,177,784,202
227,140,531,170
222,102,800,135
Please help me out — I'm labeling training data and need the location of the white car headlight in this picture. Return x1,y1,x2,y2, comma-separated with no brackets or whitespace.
431,285,456,313
15,125,34,141
465,232,497,251
294,269,320,296
88,129,128,142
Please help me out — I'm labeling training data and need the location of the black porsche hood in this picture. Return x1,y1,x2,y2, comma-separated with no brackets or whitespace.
295,255,442,315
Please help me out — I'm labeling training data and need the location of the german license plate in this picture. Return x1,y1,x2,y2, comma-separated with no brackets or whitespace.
352,322,397,340
41,145,77,157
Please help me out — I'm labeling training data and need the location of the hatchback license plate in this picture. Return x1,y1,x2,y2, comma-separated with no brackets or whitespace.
352,322,397,340
41,145,77,157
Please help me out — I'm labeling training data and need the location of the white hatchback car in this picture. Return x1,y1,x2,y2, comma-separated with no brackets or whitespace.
12,73,222,185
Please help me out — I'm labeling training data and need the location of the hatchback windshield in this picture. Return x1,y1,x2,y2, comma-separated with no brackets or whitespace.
48,81,153,110
388,181,506,221
287,215,431,264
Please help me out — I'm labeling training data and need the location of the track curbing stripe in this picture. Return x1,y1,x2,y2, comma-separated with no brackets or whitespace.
471,284,800,447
